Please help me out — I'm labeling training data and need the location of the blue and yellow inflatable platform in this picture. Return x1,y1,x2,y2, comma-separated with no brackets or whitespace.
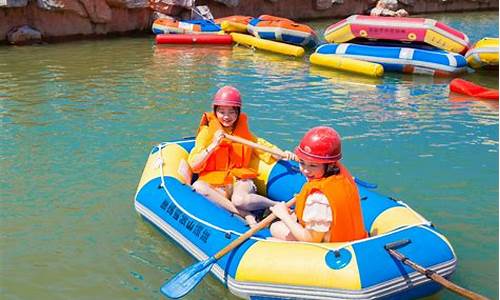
135,138,456,299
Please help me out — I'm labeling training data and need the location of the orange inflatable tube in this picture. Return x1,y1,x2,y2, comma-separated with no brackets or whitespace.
252,15,316,36
258,15,293,22
449,78,499,100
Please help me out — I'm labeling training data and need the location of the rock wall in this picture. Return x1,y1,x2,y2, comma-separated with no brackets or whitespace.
1,0,150,43
1,0,498,44
202,0,498,20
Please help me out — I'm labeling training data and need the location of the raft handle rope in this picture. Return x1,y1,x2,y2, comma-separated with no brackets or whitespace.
156,141,435,254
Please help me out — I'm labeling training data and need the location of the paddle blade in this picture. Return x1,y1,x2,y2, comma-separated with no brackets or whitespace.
160,257,216,299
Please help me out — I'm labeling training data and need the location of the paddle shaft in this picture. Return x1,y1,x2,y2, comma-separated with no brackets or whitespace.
387,248,489,300
214,198,295,260
208,133,294,260
223,133,292,160
223,134,382,190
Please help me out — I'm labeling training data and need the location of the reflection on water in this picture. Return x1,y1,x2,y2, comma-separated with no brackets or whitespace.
309,66,383,90
448,93,499,121
0,11,498,300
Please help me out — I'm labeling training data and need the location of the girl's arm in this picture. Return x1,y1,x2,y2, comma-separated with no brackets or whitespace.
270,202,326,243
253,135,295,162
188,128,223,172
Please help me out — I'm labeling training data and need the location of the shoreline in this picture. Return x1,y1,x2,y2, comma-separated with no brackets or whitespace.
1,0,498,45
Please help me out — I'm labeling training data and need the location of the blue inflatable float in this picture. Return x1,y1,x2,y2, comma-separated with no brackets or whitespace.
135,138,457,299
152,19,221,35
315,43,468,76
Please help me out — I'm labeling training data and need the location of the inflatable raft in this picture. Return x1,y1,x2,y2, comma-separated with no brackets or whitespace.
324,15,470,54
315,43,467,76
135,138,457,300
465,37,499,69
152,19,221,35
247,15,319,48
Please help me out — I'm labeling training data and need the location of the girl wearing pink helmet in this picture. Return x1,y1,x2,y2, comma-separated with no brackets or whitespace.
188,86,294,227
270,126,367,242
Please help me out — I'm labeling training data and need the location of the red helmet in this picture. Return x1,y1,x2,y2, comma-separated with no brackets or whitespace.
295,126,342,163
212,86,242,107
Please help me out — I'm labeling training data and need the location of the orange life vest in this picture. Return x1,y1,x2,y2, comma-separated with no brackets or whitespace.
196,112,258,186
295,163,368,242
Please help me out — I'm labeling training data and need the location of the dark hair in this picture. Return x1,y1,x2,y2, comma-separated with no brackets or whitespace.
324,163,340,177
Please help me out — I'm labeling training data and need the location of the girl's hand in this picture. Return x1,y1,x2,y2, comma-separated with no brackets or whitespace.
272,150,296,161
212,129,225,147
269,202,290,220
282,150,297,161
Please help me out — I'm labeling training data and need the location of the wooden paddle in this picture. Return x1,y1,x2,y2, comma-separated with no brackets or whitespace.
222,133,292,160
223,133,378,189
161,133,296,298
160,198,295,299
227,135,484,299
385,240,489,300
161,134,380,298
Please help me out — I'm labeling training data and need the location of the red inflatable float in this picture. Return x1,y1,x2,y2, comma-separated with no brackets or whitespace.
155,34,233,45
449,78,499,100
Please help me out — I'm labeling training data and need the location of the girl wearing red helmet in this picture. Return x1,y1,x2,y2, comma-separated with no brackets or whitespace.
188,86,294,227
270,126,368,242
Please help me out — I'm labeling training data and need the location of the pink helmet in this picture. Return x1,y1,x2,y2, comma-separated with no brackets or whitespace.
295,126,342,163
212,86,242,107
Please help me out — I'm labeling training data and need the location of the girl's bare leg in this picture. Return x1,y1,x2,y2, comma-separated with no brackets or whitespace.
192,180,239,214
231,180,279,211
269,221,298,241
192,180,257,227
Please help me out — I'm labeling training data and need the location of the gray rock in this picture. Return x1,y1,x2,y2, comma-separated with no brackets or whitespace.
120,0,149,8
0,0,28,7
398,0,415,5
36,0,64,10
161,0,193,7
151,11,173,21
7,25,42,45
315,0,332,10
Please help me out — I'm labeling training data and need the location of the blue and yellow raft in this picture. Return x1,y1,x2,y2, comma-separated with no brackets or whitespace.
135,138,456,299
315,43,468,76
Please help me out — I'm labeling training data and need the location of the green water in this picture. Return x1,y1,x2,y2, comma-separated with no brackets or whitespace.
1,11,498,300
